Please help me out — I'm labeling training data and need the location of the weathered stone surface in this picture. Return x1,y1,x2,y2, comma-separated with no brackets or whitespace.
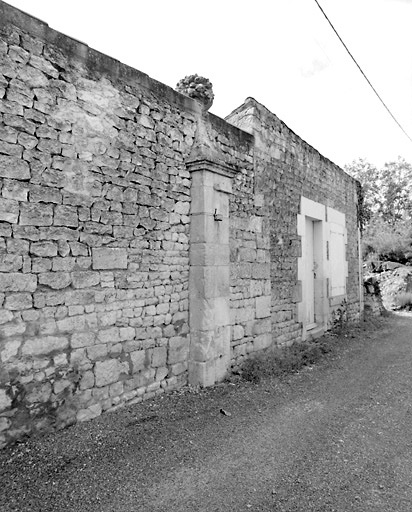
32,257,52,273
2,179,29,201
0,254,23,272
69,241,88,256
0,154,30,179
232,325,244,341
92,248,128,270
190,297,230,331
0,139,24,156
0,418,10,433
0,273,37,292
29,55,59,78
0,198,19,223
30,241,58,257
57,314,87,332
22,336,68,356
4,293,32,310
7,238,29,254
131,350,147,373
70,348,89,368
0,390,12,412
72,272,100,289
38,272,72,289
53,379,72,395
253,333,272,351
29,185,62,204
95,359,127,387
79,370,95,390
17,132,38,149
0,310,14,325
26,383,53,404
168,337,189,364
0,125,18,143
87,344,108,360
155,366,168,382
188,360,215,387
20,203,53,226
98,327,120,344
151,346,167,367
54,205,78,227
255,296,271,318
77,404,102,422
0,320,26,338
71,332,95,348
51,257,75,272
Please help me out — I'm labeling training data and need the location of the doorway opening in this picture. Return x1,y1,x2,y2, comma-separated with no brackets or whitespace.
304,217,323,331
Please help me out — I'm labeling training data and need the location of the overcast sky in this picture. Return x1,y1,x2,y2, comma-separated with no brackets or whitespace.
4,0,412,169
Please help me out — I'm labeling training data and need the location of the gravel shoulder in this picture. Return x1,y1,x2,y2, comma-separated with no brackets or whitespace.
1,313,412,512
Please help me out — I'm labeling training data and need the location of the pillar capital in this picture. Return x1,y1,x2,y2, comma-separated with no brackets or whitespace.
186,158,238,178
185,112,238,178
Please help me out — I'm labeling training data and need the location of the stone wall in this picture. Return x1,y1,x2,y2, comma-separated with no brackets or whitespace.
0,1,201,445
0,1,362,447
227,99,362,353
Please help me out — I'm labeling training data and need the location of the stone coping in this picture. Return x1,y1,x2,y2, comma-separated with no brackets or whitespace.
226,96,360,188
0,0,254,151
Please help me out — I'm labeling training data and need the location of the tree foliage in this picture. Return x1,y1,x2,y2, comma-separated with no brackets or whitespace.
345,157,412,262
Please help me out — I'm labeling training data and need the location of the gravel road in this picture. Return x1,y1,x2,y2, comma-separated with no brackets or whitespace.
1,313,412,512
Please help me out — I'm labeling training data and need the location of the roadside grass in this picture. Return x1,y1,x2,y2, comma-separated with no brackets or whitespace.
236,314,389,384
237,334,340,383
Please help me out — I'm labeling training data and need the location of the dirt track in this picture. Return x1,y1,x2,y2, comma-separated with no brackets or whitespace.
1,313,412,511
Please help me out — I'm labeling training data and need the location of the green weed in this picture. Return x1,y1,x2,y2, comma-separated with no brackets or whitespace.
238,338,333,383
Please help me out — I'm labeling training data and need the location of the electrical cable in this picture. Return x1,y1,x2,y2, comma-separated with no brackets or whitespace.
313,0,412,145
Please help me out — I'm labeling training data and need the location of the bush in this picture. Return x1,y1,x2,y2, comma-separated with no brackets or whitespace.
395,292,412,310
362,218,412,264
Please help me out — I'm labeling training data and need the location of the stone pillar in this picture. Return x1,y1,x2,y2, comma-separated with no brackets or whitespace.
187,158,237,386
178,74,239,386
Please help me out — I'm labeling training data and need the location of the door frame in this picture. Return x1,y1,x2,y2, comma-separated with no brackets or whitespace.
297,197,328,340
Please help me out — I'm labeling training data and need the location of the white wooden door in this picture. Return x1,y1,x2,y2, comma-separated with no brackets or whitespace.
330,224,346,297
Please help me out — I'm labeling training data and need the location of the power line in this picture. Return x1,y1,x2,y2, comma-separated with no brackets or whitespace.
313,0,412,145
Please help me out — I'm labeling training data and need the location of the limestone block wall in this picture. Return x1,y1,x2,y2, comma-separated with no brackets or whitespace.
226,98,362,346
229,167,272,368
0,2,202,446
204,118,270,370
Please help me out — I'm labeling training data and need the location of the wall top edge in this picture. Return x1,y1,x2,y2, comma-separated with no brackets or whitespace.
0,0,203,114
227,97,360,187
0,0,260,145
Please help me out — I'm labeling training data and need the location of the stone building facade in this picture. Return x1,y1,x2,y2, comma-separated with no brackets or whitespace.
0,1,363,447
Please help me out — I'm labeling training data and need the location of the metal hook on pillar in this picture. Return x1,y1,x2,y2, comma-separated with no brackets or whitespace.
214,209,223,222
